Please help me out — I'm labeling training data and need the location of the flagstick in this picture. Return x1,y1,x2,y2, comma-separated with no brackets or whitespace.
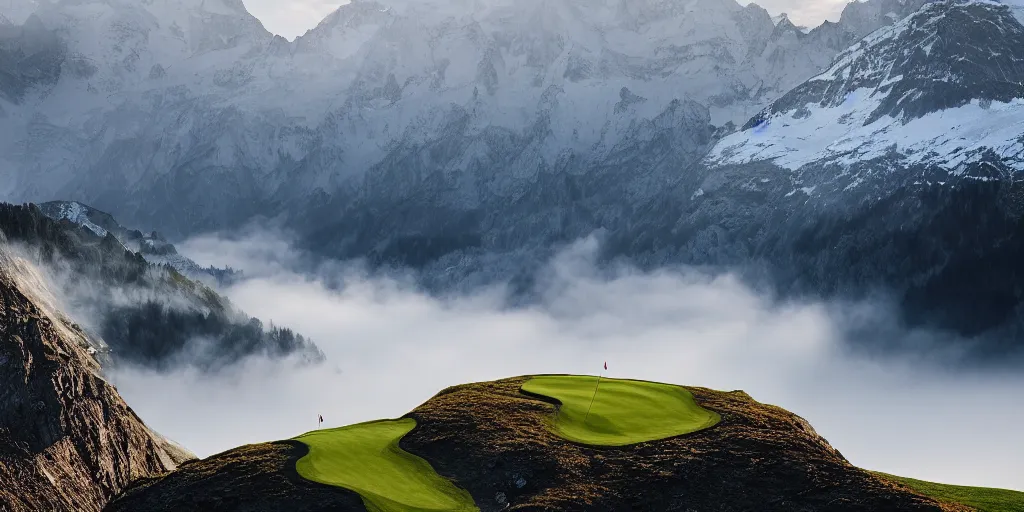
583,372,603,425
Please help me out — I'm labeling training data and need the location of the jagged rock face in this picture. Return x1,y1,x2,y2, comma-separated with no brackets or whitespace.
0,0,912,238
0,253,193,512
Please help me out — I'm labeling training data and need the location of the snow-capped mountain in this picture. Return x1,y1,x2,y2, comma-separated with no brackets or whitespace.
620,0,1024,350
40,200,113,237
0,0,919,239
710,0,1024,176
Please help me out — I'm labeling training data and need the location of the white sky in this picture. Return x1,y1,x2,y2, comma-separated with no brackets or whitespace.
242,0,852,41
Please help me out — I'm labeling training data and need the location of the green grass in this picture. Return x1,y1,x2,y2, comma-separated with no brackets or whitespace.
294,418,478,512
876,473,1024,512
520,375,720,446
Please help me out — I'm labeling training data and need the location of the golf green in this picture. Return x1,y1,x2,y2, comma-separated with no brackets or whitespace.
521,375,720,446
294,418,477,512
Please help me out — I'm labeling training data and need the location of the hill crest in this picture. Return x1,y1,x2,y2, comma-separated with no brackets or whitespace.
108,375,968,512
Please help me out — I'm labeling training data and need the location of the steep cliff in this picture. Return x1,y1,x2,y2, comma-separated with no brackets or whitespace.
0,251,193,511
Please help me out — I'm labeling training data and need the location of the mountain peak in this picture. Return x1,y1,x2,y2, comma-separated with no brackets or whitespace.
796,0,1024,123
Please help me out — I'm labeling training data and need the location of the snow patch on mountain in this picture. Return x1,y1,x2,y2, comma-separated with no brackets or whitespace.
38,200,233,280
47,201,109,237
711,94,1024,171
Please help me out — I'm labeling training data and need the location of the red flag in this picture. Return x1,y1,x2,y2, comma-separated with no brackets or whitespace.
604,361,607,370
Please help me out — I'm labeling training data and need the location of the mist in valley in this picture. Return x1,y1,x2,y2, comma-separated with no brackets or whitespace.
103,229,1024,492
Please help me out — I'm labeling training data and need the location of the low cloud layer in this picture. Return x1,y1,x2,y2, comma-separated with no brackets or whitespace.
111,234,1024,491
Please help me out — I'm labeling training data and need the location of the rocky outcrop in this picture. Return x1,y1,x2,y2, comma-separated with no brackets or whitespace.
0,252,193,512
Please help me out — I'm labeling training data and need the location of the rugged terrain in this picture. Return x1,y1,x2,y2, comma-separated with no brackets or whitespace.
107,377,966,512
0,249,193,512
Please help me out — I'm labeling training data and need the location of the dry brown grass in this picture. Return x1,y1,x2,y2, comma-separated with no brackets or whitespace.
107,376,968,512
403,376,961,512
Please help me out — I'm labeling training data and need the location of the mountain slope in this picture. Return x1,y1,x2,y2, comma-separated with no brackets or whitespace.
38,200,238,282
0,249,193,512
107,376,968,512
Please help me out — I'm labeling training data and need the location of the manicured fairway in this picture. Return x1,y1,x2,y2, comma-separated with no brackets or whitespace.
294,418,477,512
876,473,1024,512
521,375,720,446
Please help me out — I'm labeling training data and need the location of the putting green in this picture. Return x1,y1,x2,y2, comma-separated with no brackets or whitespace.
521,375,720,446
294,418,477,512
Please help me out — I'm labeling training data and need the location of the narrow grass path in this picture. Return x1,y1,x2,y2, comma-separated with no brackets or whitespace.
521,375,720,446
876,473,1024,512
294,418,477,512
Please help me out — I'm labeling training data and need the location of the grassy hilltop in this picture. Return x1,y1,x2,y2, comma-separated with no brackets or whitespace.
108,376,1024,512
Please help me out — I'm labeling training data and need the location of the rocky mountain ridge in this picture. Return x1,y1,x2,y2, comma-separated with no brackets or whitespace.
38,200,238,282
